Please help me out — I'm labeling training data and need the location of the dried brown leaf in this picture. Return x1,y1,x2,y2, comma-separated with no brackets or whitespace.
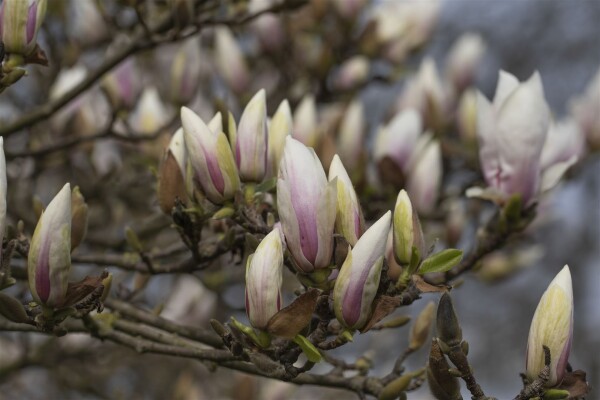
266,288,319,339
359,295,402,333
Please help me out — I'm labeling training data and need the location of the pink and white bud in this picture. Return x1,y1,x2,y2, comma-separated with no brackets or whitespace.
396,58,446,130
0,139,6,266
277,137,337,273
374,108,423,173
245,226,284,330
332,56,370,91
181,107,240,204
337,99,365,173
476,71,550,205
214,26,249,94
233,89,268,182
445,33,486,93
393,190,425,265
0,0,47,56
569,67,600,149
130,87,171,136
526,265,573,386
68,0,107,45
249,0,285,52
102,58,139,111
170,39,202,105
407,137,442,214
292,95,320,148
28,183,72,308
333,211,391,330
268,99,293,177
328,155,365,246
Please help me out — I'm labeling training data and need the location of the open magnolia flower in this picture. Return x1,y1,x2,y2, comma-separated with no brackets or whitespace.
469,71,561,206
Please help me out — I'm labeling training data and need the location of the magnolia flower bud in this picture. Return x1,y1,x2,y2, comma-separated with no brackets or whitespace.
28,183,72,308
292,95,320,148
102,58,139,111
374,108,422,173
332,56,369,91
445,33,486,93
570,67,600,149
68,0,107,45
130,87,171,136
249,0,285,52
181,107,240,204
396,58,446,131
407,137,442,214
277,137,337,273
158,128,188,213
526,265,573,386
170,39,202,105
436,293,462,347
337,99,365,173
0,0,47,56
333,211,391,330
70,186,88,252
268,99,292,177
328,155,365,246
245,226,284,330
456,89,478,143
214,26,249,94
393,190,425,265
477,71,550,205
233,89,268,182
409,301,436,351
0,138,6,265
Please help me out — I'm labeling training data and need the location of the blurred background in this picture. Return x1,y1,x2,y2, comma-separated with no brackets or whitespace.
0,0,598,399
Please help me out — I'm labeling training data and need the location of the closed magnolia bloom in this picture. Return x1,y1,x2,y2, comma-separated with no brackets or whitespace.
277,137,337,273
130,87,170,136
374,108,423,173
245,226,284,330
268,99,292,177
407,137,442,214
181,107,240,204
541,118,585,172
28,183,72,308
570,67,600,149
526,265,573,386
337,100,365,173
328,155,365,246
332,56,369,91
333,211,391,330
249,0,285,52
158,128,188,213
445,33,486,93
292,95,319,148
214,26,249,94
68,0,107,45
393,190,425,265
477,71,550,205
170,39,202,105
456,89,478,143
396,58,446,130
232,89,268,182
102,58,139,111
0,139,6,265
0,0,47,56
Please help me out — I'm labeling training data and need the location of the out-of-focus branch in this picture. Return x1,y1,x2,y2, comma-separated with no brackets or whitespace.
0,0,308,138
